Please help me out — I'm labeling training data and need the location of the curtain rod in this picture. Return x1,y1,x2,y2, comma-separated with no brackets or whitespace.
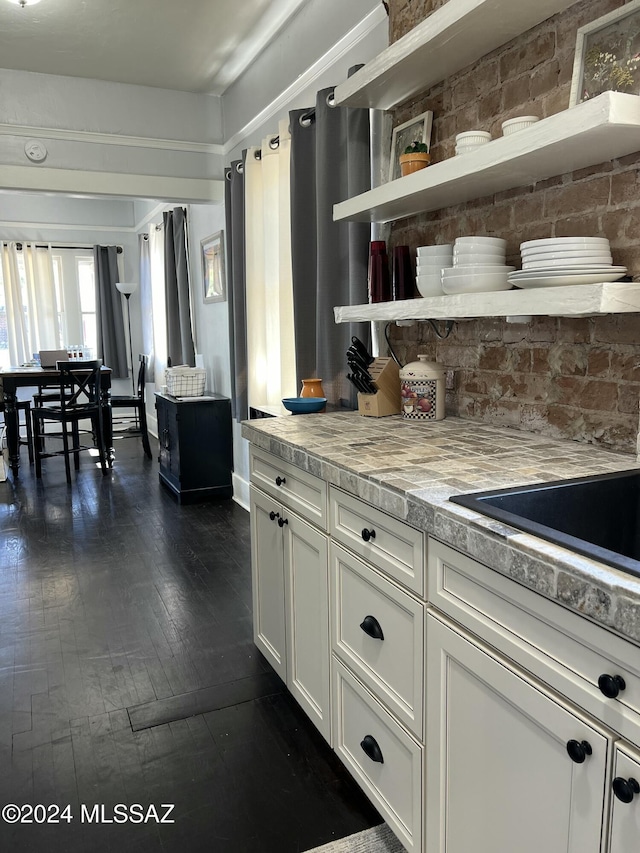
13,242,123,253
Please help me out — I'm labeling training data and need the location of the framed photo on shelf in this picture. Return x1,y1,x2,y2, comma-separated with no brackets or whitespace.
389,111,433,181
570,0,640,106
201,231,226,303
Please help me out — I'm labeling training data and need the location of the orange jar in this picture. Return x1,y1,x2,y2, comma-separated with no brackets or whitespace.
300,378,325,398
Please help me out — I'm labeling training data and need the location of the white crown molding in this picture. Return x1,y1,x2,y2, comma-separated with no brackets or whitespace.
0,123,223,156
222,5,388,156
0,219,137,233
0,164,225,204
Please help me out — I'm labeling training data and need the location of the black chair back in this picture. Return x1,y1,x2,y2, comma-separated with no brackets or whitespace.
56,360,103,414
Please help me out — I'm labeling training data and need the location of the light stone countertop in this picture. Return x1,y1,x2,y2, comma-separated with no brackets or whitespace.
242,412,640,647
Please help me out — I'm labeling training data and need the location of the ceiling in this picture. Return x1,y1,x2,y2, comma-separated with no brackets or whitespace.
0,0,312,94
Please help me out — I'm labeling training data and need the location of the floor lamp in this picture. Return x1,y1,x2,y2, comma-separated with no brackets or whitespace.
115,281,139,429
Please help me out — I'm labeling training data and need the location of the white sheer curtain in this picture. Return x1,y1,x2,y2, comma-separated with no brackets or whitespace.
148,225,167,383
245,118,296,410
1,242,58,366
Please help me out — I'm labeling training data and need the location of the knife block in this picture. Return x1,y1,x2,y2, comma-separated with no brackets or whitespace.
357,357,401,417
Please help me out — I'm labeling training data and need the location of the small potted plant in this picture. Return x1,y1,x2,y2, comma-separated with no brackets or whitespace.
399,141,431,177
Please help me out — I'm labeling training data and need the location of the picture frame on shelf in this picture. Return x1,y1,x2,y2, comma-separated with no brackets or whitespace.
389,111,433,181
569,0,640,106
201,231,226,303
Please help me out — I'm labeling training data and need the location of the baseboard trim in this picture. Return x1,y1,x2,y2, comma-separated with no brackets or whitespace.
232,472,250,511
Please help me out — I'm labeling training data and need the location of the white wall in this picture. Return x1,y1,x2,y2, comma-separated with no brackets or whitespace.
223,0,387,158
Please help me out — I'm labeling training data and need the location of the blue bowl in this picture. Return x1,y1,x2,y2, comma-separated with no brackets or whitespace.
282,397,327,415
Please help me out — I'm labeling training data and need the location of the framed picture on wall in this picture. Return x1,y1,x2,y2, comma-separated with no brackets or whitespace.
389,110,433,181
201,231,226,303
570,0,640,106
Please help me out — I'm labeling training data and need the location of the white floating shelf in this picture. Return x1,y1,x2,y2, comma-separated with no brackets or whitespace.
334,0,580,110
334,282,640,324
333,93,640,224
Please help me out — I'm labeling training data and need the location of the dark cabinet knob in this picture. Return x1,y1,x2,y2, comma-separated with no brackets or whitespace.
566,739,592,764
360,734,384,764
275,476,286,486
361,528,376,542
269,511,279,521
613,777,640,803
598,673,626,699
360,615,384,641
277,516,288,527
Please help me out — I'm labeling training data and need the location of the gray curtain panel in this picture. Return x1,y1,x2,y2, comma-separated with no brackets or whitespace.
164,207,195,367
138,234,154,382
290,82,371,409
225,157,248,422
94,245,127,378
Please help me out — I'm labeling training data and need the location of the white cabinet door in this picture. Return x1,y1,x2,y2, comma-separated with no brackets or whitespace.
250,486,286,681
608,743,640,853
283,510,330,742
426,613,609,853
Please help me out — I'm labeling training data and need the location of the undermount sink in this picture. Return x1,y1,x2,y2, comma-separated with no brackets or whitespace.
450,469,640,579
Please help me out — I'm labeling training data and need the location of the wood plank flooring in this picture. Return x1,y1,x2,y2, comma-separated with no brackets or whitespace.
0,438,380,852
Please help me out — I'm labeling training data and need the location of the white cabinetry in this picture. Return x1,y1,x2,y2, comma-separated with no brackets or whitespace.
427,538,640,853
609,744,640,853
249,448,330,742
426,612,608,853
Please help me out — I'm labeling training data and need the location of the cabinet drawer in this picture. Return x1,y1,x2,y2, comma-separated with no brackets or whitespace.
250,447,327,530
330,543,425,739
429,537,640,747
330,487,425,596
332,659,422,852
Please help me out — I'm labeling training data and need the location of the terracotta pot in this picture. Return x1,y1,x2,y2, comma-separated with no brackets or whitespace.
399,152,431,177
300,378,325,398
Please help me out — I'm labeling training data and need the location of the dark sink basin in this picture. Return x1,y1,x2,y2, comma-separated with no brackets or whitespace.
450,469,640,579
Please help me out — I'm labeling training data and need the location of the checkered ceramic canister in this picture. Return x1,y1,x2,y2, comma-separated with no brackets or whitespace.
399,355,445,420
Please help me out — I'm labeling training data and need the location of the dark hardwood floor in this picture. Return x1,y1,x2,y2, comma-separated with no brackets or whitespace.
0,436,380,853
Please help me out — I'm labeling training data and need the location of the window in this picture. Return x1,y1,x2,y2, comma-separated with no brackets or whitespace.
53,250,97,355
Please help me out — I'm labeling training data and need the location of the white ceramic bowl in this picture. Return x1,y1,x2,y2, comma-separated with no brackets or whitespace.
444,264,515,277
441,270,513,294
416,273,445,297
454,247,506,258
520,237,609,250
502,116,539,136
455,130,491,144
455,236,507,249
416,244,453,256
417,263,450,275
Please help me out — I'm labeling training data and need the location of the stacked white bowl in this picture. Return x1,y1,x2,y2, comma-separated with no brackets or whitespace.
415,244,453,297
442,236,514,294
455,130,491,155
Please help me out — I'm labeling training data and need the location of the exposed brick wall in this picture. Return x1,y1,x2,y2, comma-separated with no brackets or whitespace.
386,0,640,454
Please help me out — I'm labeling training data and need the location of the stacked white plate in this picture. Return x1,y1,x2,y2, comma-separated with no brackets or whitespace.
416,244,453,297
509,237,627,288
443,236,514,294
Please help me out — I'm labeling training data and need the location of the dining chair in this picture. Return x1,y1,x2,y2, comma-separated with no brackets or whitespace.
31,360,109,483
110,354,152,459
0,399,34,464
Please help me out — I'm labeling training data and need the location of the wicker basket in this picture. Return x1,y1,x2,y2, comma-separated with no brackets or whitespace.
165,366,206,397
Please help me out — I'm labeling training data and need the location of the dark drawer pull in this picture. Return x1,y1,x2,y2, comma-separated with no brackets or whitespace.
360,734,384,764
269,511,279,522
598,673,626,699
566,739,592,764
360,615,384,641
277,516,288,527
275,476,286,486
613,777,640,803
361,528,376,542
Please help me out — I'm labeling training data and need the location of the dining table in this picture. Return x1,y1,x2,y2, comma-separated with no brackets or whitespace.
0,364,113,477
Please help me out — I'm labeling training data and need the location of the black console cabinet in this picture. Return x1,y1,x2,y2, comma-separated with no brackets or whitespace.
155,392,232,503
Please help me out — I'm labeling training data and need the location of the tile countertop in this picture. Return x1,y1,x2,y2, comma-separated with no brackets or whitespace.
242,412,640,647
